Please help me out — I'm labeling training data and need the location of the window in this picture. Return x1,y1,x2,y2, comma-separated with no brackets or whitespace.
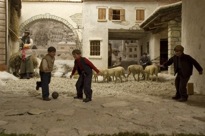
109,8,125,21
90,40,100,56
112,10,120,20
129,48,132,52
136,9,145,21
98,8,106,21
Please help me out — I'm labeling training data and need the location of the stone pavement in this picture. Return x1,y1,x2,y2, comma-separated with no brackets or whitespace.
0,93,204,136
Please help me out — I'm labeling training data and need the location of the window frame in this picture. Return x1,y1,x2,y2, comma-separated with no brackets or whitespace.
89,39,102,59
109,8,125,22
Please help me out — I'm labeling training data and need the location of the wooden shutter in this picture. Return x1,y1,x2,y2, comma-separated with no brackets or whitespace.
109,8,113,20
98,8,106,20
120,9,125,21
136,9,145,21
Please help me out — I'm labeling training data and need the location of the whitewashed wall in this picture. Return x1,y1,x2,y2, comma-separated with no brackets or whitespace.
139,29,167,63
83,1,159,68
21,2,82,28
182,0,205,94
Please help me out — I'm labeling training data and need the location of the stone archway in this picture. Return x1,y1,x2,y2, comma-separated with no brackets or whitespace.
19,13,81,60
19,13,79,41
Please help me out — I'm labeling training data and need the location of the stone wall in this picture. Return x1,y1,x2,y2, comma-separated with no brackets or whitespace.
168,20,181,75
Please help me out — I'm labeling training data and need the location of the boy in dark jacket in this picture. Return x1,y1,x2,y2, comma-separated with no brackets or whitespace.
70,49,100,103
161,45,203,102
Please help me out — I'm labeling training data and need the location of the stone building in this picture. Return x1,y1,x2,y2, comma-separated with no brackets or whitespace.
82,0,180,69
0,0,7,64
140,1,182,73
140,0,205,94
2,0,204,95
124,41,139,61
182,0,205,95
0,0,21,65
2,0,180,66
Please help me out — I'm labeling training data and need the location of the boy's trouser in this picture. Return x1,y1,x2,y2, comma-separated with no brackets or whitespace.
76,73,92,99
40,71,51,98
175,74,190,99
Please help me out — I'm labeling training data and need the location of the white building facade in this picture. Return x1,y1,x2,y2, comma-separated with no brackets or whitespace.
82,0,180,69
182,0,205,94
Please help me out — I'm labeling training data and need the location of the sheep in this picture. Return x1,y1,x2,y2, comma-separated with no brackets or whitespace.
93,69,106,82
113,66,127,83
127,64,143,81
104,66,127,83
144,64,159,81
103,68,115,82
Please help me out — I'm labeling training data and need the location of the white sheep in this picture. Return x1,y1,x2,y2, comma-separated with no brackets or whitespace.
93,69,106,82
104,66,127,83
127,64,143,81
144,64,159,81
103,68,115,82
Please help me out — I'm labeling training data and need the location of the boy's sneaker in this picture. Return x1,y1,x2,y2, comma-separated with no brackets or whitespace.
83,98,92,103
172,95,180,100
74,96,83,99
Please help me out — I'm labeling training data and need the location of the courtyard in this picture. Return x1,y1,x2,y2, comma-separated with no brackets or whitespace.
0,76,204,136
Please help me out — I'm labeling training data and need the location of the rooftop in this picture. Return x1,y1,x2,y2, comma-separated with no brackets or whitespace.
140,1,182,32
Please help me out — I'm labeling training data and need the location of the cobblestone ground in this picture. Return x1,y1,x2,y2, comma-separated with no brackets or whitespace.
0,76,204,136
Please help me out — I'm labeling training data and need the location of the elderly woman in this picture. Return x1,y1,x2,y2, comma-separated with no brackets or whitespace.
19,30,34,79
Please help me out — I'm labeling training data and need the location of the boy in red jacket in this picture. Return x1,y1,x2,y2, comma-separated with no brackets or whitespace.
70,49,100,103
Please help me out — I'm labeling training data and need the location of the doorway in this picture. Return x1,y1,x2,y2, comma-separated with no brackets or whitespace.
108,29,148,68
160,39,168,71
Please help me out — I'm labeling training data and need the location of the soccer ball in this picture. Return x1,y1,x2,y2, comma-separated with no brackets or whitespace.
52,91,59,99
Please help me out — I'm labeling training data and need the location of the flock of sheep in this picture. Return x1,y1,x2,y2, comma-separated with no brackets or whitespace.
93,64,160,83
8,53,160,83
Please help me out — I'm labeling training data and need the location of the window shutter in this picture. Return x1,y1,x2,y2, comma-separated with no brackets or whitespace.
136,10,140,20
98,8,106,20
120,9,125,21
140,10,145,20
109,8,113,20
136,9,145,21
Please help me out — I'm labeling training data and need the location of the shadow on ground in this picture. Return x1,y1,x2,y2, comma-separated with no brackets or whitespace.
186,94,205,108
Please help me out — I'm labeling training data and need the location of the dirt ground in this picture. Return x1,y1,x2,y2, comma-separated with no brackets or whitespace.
0,76,205,136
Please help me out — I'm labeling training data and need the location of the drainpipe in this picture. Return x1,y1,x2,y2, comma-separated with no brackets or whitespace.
5,0,9,66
